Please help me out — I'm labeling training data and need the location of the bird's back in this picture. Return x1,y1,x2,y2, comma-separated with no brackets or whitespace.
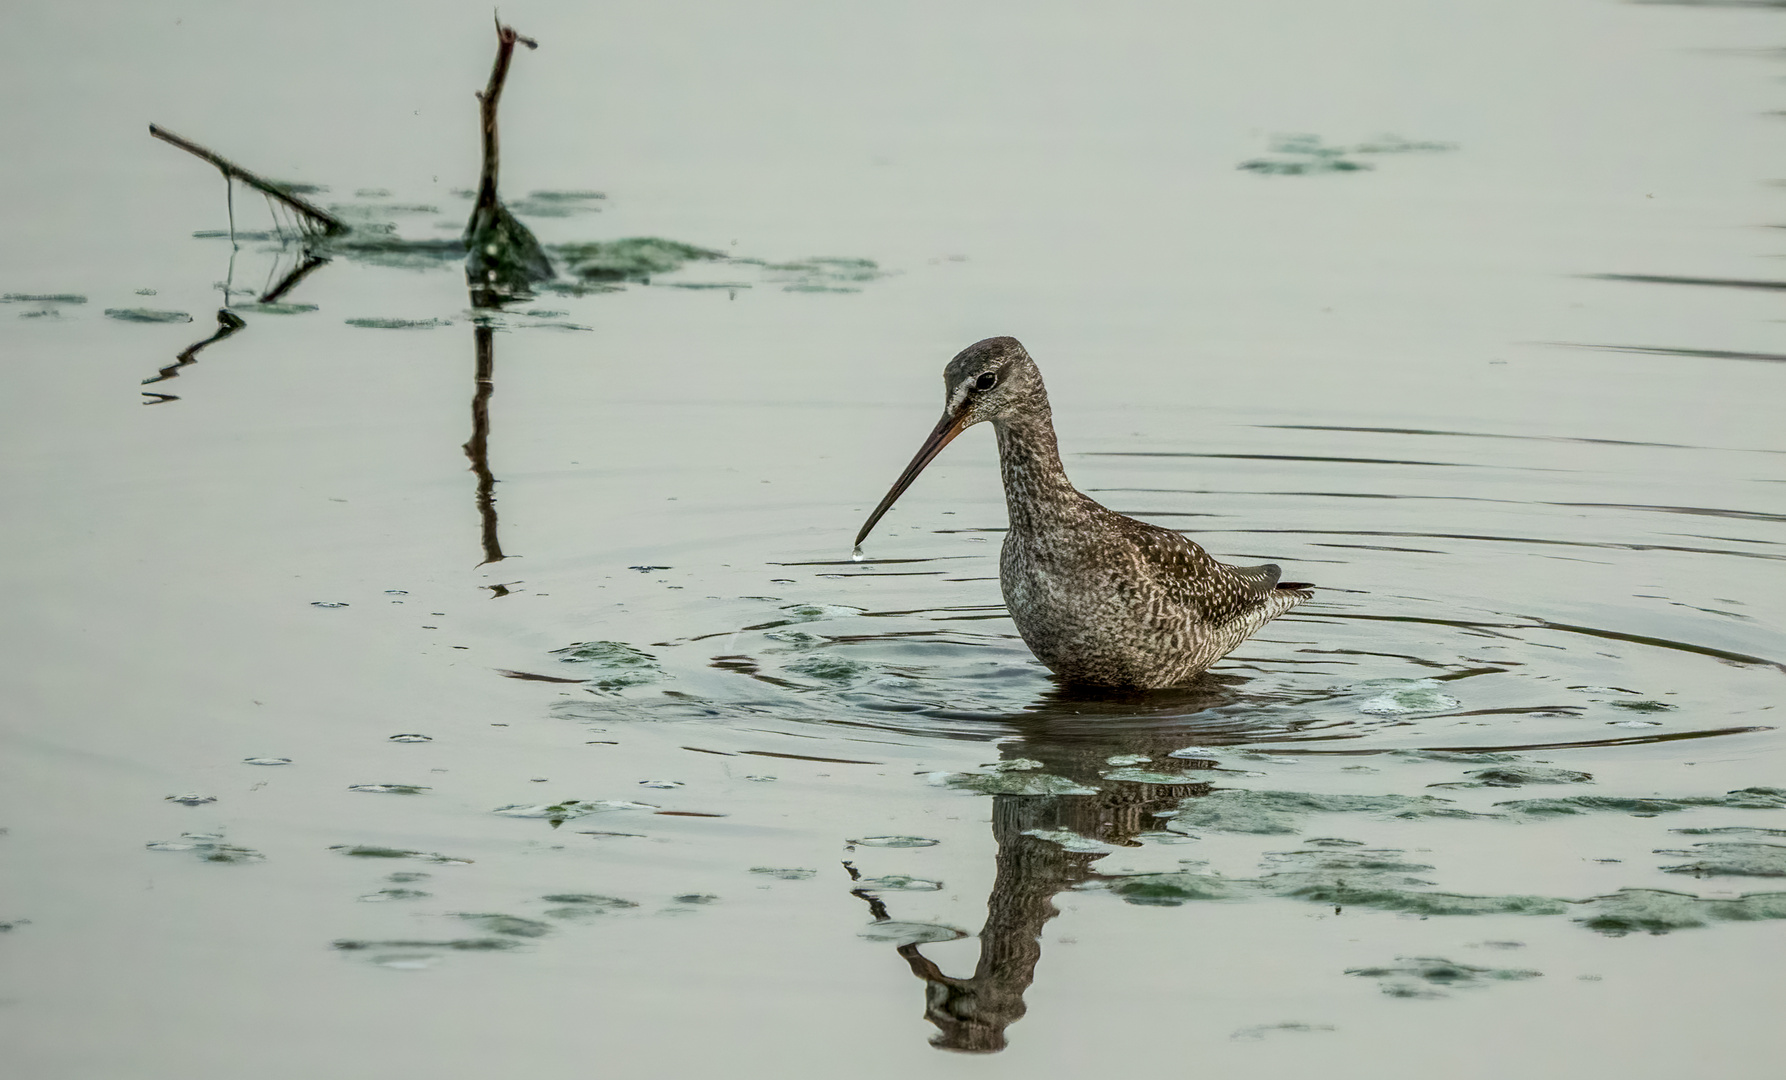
1000,496,1311,688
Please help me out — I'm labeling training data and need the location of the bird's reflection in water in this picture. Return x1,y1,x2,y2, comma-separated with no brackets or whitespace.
868,676,1247,1053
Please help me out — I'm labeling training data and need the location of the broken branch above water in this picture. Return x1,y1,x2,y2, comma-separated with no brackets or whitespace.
464,20,552,299
149,124,347,236
472,20,539,220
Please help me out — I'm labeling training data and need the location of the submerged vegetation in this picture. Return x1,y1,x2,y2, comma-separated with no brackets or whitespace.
1036,769,1786,937
1238,132,1457,175
1162,788,1487,834
1346,957,1542,999
145,832,264,863
558,238,723,282
1095,841,1786,936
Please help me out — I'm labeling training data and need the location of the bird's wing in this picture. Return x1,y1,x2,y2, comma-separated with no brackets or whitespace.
1130,527,1285,626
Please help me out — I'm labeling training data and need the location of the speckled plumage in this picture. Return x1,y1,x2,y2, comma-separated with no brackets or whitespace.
856,336,1314,689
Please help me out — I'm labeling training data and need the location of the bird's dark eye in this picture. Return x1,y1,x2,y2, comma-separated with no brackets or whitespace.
974,371,998,392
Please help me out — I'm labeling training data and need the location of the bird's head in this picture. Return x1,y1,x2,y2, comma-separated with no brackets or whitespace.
854,336,1047,550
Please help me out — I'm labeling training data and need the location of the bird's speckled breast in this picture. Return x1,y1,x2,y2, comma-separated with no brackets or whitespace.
1000,525,1209,688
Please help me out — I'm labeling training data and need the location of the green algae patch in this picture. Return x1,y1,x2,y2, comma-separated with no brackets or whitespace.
543,894,639,919
858,921,967,946
1573,888,1786,936
105,308,193,323
937,756,1097,794
541,279,625,297
1352,135,1460,154
942,771,1100,796
1498,788,1786,818
326,235,467,271
235,301,318,315
756,256,887,292
327,200,441,222
1023,829,1118,853
333,937,519,952
492,799,657,826
510,190,606,217
358,888,430,902
1105,871,1240,906
328,844,471,864
1259,847,1568,917
1240,134,1374,175
1232,1022,1336,1041
1657,842,1786,878
1239,133,1456,176
455,913,552,938
851,874,943,892
145,832,263,863
192,229,281,241
1099,847,1786,935
1346,957,1540,999
1101,847,1566,916
1432,764,1594,789
1102,766,1212,785
748,868,819,881
556,238,723,282
1166,789,1486,835
344,317,452,330
542,894,638,919
3,293,86,304
1672,826,1786,838
541,893,638,907
550,640,665,690
1281,881,1566,917
1398,750,1520,764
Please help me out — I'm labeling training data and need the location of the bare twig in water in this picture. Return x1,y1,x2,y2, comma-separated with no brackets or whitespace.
472,18,538,224
464,18,552,298
148,125,347,236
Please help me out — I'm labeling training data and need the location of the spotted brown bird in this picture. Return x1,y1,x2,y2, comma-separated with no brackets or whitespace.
855,336,1313,689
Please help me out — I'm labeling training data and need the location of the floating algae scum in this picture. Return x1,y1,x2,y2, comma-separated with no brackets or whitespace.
3,1,1786,1077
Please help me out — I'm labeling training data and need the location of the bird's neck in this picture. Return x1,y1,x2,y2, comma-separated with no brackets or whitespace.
993,406,1080,533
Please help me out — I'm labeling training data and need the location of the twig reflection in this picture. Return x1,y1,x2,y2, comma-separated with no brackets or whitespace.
139,249,328,402
259,250,330,304
465,318,506,566
140,308,247,403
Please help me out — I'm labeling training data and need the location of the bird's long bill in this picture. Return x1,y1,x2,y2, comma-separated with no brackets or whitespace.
854,409,969,548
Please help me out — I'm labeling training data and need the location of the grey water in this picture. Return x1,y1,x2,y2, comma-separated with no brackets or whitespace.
3,0,1785,1076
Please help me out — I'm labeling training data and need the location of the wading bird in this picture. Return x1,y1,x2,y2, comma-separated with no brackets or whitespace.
855,337,1313,689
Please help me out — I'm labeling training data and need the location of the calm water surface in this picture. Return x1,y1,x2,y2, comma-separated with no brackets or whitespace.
3,1,1784,1076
